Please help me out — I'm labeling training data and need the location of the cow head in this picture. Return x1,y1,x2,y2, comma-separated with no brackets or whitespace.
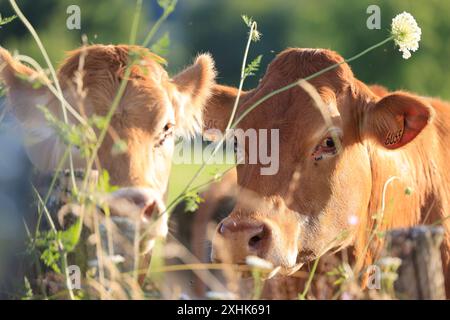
0,45,215,236
205,48,431,273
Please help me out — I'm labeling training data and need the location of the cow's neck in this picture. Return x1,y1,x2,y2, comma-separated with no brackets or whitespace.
346,83,450,290
359,97,450,264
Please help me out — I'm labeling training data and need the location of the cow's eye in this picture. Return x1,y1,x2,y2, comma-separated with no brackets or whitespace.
155,122,175,147
321,137,335,149
163,123,174,132
312,136,339,161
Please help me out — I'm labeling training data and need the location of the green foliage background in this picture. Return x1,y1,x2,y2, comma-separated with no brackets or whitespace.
1,0,449,98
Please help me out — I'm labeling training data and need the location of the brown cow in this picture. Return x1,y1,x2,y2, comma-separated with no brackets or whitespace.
0,44,216,240
203,48,450,297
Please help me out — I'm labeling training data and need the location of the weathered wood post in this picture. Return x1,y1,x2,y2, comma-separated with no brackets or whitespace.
382,225,446,299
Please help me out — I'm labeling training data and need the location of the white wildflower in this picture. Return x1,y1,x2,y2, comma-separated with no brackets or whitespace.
250,28,261,42
391,12,422,59
242,15,262,42
245,255,273,270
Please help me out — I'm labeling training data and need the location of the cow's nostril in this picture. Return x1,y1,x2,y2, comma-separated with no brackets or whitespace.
248,234,263,248
217,219,269,252
143,201,156,219
218,222,225,235
248,227,266,250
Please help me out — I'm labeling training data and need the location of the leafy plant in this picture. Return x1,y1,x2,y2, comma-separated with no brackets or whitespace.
59,218,82,252
184,191,204,213
142,0,177,48
38,105,97,159
34,230,62,273
157,0,177,12
0,13,16,27
22,277,33,300
97,169,119,194
0,83,6,98
327,264,352,286
34,218,82,274
151,32,170,57
244,54,262,78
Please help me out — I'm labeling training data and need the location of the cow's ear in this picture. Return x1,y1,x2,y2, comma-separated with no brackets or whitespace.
0,47,34,84
0,47,52,123
172,53,216,137
363,92,432,149
202,84,241,136
0,48,68,171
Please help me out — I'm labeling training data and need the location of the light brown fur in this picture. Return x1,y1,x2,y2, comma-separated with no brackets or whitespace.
0,44,216,244
204,48,450,297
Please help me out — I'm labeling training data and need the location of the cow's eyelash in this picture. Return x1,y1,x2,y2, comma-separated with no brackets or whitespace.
155,122,175,147
311,130,342,161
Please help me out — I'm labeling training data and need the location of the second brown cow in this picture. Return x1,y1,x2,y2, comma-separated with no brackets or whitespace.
203,48,450,297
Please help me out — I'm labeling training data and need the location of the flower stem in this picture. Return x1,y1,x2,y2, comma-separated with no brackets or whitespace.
232,36,394,129
175,22,258,201
142,1,177,48
129,0,143,45
298,257,320,300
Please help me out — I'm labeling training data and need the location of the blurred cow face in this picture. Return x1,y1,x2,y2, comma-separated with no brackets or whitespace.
205,48,431,273
0,45,215,232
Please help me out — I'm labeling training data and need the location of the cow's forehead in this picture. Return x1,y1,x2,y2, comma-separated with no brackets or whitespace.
59,44,169,91
58,45,174,124
239,82,342,132
236,48,351,136
265,48,353,84
110,80,176,137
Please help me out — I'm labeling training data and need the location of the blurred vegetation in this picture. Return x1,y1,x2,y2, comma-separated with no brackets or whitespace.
0,1,143,64
177,0,450,98
1,0,449,98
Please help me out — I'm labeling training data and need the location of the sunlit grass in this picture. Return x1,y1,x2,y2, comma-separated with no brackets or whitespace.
167,149,234,205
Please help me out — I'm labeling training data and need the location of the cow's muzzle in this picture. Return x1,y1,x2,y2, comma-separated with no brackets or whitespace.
103,187,168,238
211,214,302,276
211,218,272,264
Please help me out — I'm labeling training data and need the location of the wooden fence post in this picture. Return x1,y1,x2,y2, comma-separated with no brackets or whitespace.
382,225,446,299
